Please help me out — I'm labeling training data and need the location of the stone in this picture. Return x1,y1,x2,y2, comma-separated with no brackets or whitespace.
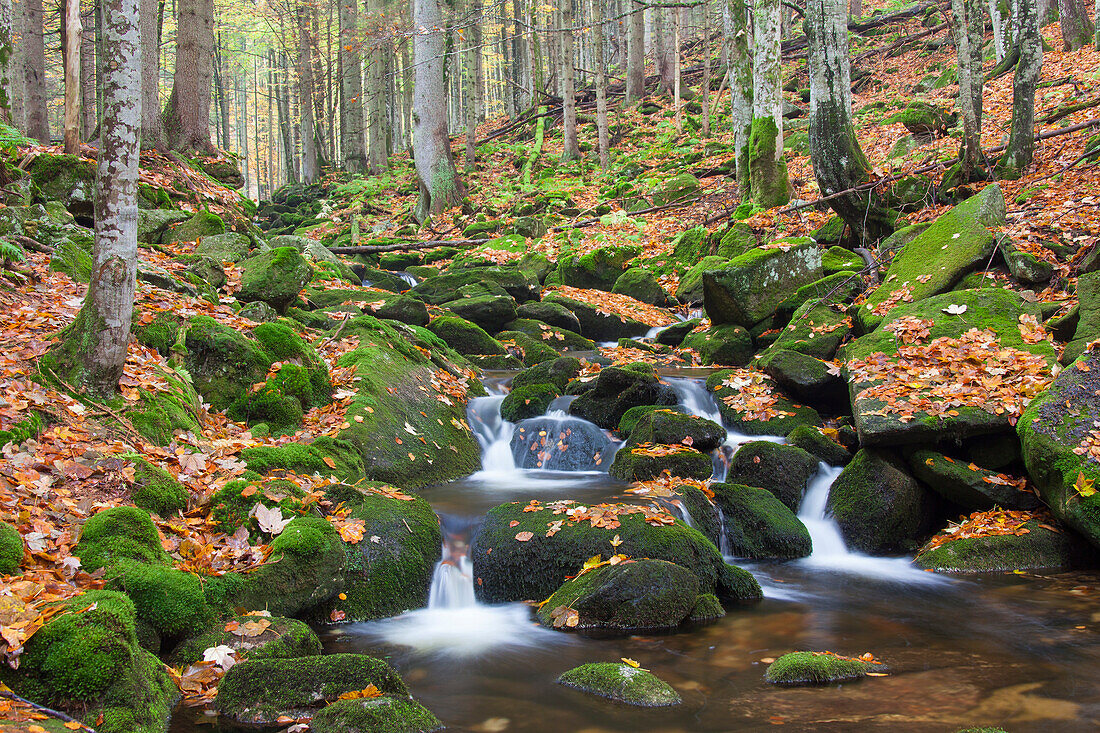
163,211,226,244
712,482,812,559
515,301,582,333
914,521,1092,572
706,370,822,437
510,415,615,470
726,441,820,512
443,294,519,333
237,247,313,312
703,238,823,327
612,267,673,306
757,349,848,411
137,209,189,244
906,449,1042,511
609,444,713,481
568,365,677,429
625,409,726,452
649,173,701,206
681,324,754,366
764,651,871,685
558,662,681,706
542,293,650,341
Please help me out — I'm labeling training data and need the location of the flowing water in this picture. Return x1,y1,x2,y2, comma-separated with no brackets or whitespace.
172,368,1100,731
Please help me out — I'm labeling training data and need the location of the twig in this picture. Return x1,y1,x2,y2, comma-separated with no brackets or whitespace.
1029,147,1100,185
1037,97,1100,125
0,690,96,731
6,233,54,254
43,367,149,442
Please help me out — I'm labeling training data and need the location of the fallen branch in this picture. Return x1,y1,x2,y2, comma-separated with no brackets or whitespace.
7,233,54,254
1037,97,1100,125
0,691,95,732
555,195,704,230
328,238,493,255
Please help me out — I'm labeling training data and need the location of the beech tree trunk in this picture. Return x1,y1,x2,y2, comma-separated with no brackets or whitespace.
0,0,11,123
807,0,893,242
339,0,366,172
298,3,319,183
748,0,789,207
367,0,387,172
626,0,645,102
81,13,97,138
952,0,988,180
465,0,483,170
997,0,1042,177
275,50,296,183
512,0,529,111
1058,0,1094,50
49,0,141,396
164,0,214,152
594,0,610,168
63,0,82,154
655,7,675,95
701,0,711,138
413,0,463,223
560,0,582,161
23,0,48,142
988,0,1007,61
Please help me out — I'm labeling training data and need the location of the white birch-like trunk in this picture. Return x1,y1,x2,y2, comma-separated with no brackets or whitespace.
298,3,318,183
63,0,81,154
339,0,367,172
748,0,789,206
0,0,11,124
413,0,463,222
989,0,1007,61
952,0,987,178
728,0,752,192
594,0,610,169
997,0,1042,177
465,0,483,170
701,0,711,138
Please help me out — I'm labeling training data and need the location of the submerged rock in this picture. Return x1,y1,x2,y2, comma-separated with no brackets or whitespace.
510,415,614,471
558,662,681,706
311,696,443,733
764,651,872,685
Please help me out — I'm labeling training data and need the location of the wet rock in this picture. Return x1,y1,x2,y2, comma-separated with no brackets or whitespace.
542,293,650,341
654,319,700,346
426,315,506,355
625,409,726,452
558,662,681,706
612,267,673,307
786,425,851,466
706,369,822,437
681,324,754,366
703,237,823,327
757,349,848,411
915,521,1092,573
764,651,871,685
511,356,583,393
568,365,678,429
515,301,582,333
311,696,443,733
500,384,558,422
510,415,614,471
711,482,812,560
194,232,251,263
443,294,519,333
609,444,713,481
726,441,820,512
906,449,1042,511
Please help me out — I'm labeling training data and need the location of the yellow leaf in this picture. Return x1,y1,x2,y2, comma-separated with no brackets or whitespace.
621,657,640,668
1075,472,1096,498
609,534,623,547
582,555,603,571
64,723,84,730
323,456,337,469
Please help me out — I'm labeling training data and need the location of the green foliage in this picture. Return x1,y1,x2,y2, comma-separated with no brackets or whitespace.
75,507,170,571
0,521,23,575
130,457,189,517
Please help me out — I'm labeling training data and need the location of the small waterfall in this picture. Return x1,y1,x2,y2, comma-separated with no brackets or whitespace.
394,271,418,287
428,515,477,609
467,395,518,473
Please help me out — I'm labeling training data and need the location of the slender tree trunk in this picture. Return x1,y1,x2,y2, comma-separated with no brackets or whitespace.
1058,0,1094,49
0,0,11,123
465,0,483,170
748,0,789,207
807,0,893,242
594,0,610,168
561,0,582,161
339,0,366,172
213,34,232,151
512,0,528,111
50,0,141,396
23,0,47,142
276,50,296,183
626,0,645,102
673,7,682,131
298,3,318,183
238,72,249,194
80,12,96,138
989,0,1007,61
849,0,862,18
63,0,82,154
1096,0,1100,49
701,0,711,138
367,0,387,172
402,41,412,150
164,0,214,152
729,0,753,196
952,0,987,180
996,0,1042,178
8,0,24,129
413,0,463,223
655,7,675,95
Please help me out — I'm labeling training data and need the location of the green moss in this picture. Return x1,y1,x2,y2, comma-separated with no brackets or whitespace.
764,651,871,685
0,410,45,449
238,247,313,313
311,696,443,733
915,521,1087,572
163,210,225,244
609,445,713,481
688,593,725,623
625,409,726,450
725,441,820,511
237,516,347,617
0,521,23,575
747,116,790,208
426,315,506,355
125,366,204,445
504,318,596,351
75,507,169,571
130,458,189,516
211,478,307,535
252,320,332,406
500,384,559,422
240,435,365,483
511,357,582,393
183,315,273,410
48,239,93,282
169,614,321,666
712,483,812,560
110,562,211,637
786,425,850,465
228,385,304,434
131,311,184,355
215,654,408,726
681,324,754,366
557,662,681,706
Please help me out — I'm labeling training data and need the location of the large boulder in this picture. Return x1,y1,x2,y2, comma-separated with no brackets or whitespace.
443,294,518,332
842,289,1057,447
766,298,852,360
138,209,189,244
169,614,321,667
411,267,540,304
859,184,1005,330
511,415,615,471
426,315,506,355
238,247,313,312
906,449,1042,510
703,238,823,327
555,245,638,291
311,696,443,733
515,301,582,332
194,232,251,263
681,324,754,366
706,369,822,437
542,292,651,341
712,482,812,559
1018,348,1100,550
510,356,583,393
237,516,347,617
915,520,1091,572
535,558,700,631
650,173,701,206
163,211,226,244
725,441,820,512
609,444,713,481
469,500,761,603
1064,271,1100,363
612,267,673,306
28,154,97,219
625,409,726,452
826,449,937,554
568,365,677,429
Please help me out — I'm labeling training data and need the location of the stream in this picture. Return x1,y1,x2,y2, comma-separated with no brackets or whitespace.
173,370,1100,731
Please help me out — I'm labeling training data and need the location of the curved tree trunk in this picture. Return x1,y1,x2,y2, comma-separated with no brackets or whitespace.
996,0,1042,178
164,0,214,152
23,0,48,142
806,0,894,243
339,0,366,172
1058,0,1094,50
561,0,582,161
626,0,645,102
47,0,141,396
748,0,790,208
413,0,463,223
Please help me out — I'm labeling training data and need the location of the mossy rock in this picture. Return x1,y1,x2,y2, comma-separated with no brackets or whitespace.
411,267,540,305
170,614,321,666
0,590,177,733
650,173,700,206
757,348,848,411
1065,271,1100,363
215,654,408,727
558,662,681,706
515,301,582,333
818,246,862,274
612,267,672,306
375,294,430,326
129,458,188,517
311,696,443,733
810,217,847,245
712,483,812,560
0,521,23,575
609,444,713,481
704,238,823,327
775,271,864,323
536,559,700,632
883,100,956,136
0,411,46,450
426,315,506,355
764,651,871,685
568,365,677,429
681,324,754,366
240,436,365,485
915,521,1091,572
501,383,558,422
183,315,273,411
443,294,519,333
28,154,96,218
767,298,851,360
238,247,313,313
194,232,251,263
786,425,851,465
705,370,822,437
625,409,726,451
555,245,640,292
48,239,93,282
109,562,211,638
314,485,442,623
469,500,761,604
495,330,560,365
209,477,307,537
726,441,820,512
688,592,725,623
163,211,226,244
827,449,937,555
906,448,1042,511
502,318,596,351
75,507,169,571
542,292,650,341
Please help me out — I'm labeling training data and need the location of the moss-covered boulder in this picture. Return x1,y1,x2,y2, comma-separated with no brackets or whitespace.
75,506,169,571
650,173,700,206
676,255,728,304
426,315,506,355
169,614,321,666
28,154,97,218
859,184,1006,330
612,267,672,306
654,319,700,346
240,436,365,484
703,238,823,327
558,662,681,706
625,409,726,451
500,383,558,422
128,458,189,517
1065,271,1100,363
469,500,761,603
827,449,936,554
411,267,540,305
1018,348,1100,550
757,348,847,410
914,521,1091,572
194,232,251,263
182,315,273,410
0,590,177,733
109,562,212,639
842,289,1056,447
238,247,313,313
883,100,955,136
503,318,596,351
0,521,24,575
137,209,189,244
163,210,226,244
443,294,518,332
906,449,1041,510
515,301,582,332
767,299,851,360
511,357,583,393
786,425,851,466
821,246,865,275
712,483,812,559
706,369,822,437
311,696,443,733
215,654,408,727
496,330,561,366
374,294,430,326
48,238,93,282
568,365,677,429
681,324,754,366
764,651,872,685
314,484,442,623
237,516,347,617
556,245,639,292
609,444,713,481
536,559,700,631
542,292,650,341
726,441,820,512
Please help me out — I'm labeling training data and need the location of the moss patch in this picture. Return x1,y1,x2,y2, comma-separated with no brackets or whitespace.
558,662,681,706
764,651,871,685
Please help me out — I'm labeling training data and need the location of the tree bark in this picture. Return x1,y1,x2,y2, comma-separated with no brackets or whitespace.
806,0,893,242
63,0,82,154
275,50,296,183
849,0,862,19
212,34,231,150
51,0,141,396
728,0,753,196
298,3,319,183
465,0,483,170
701,0,711,138
561,0,582,161
1058,0,1094,50
655,6,675,95
0,0,11,123
164,0,214,152
339,0,367,172
512,0,530,111
80,11,97,138
996,0,1042,178
366,0,388,172
413,0,463,223
988,0,1007,61
23,0,47,142
594,0,610,168
952,0,988,180
626,0,645,102
748,0,789,208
